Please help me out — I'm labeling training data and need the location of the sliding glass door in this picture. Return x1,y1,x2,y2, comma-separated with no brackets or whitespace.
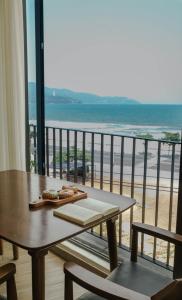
25,0,182,275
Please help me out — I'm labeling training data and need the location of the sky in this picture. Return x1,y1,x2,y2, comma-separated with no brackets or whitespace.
27,0,182,104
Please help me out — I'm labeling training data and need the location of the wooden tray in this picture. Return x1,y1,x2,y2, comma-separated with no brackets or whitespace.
29,190,87,209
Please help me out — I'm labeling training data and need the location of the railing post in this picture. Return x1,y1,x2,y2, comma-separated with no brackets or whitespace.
46,127,49,176
167,144,175,265
120,136,124,195
100,134,104,190
141,139,148,254
91,133,95,187
174,143,182,279
52,128,56,178
153,141,161,260
59,129,63,179
74,131,78,183
110,135,114,192
67,130,70,181
82,132,86,185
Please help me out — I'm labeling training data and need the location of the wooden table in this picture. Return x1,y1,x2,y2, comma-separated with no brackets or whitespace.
0,170,135,300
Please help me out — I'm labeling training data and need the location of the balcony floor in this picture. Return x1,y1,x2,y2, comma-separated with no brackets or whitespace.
0,241,84,300
63,232,173,277
0,234,172,299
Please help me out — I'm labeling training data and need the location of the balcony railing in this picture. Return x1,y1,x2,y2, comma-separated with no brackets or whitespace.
29,124,181,269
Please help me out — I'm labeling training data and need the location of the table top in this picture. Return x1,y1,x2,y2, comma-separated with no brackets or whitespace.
0,170,135,251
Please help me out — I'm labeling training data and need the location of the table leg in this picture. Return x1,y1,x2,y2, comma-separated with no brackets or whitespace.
0,239,3,255
28,249,48,300
12,244,19,260
106,218,118,271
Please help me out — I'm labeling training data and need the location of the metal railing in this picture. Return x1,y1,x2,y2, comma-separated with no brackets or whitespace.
29,124,181,269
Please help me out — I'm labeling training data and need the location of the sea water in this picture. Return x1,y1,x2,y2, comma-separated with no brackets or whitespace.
29,103,182,138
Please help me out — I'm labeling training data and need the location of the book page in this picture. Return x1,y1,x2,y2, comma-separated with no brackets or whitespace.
75,198,119,216
53,204,102,226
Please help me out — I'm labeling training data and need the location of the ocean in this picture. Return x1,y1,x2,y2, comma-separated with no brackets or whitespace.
29,103,182,138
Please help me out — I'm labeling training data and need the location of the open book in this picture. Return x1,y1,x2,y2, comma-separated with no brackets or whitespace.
53,198,119,226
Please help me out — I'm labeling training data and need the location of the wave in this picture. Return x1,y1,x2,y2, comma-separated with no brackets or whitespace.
29,120,181,139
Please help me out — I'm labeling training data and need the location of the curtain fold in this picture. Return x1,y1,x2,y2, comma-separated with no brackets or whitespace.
0,0,26,171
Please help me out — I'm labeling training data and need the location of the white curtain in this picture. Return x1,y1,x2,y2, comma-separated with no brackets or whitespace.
0,0,26,171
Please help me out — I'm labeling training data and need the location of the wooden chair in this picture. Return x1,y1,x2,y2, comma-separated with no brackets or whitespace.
64,222,182,300
0,263,17,300
0,240,18,261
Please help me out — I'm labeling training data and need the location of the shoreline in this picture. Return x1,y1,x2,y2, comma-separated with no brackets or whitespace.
30,120,181,140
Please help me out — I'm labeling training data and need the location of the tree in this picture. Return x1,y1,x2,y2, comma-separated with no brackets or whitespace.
161,132,180,156
136,133,154,140
161,132,180,143
29,130,36,139
55,146,91,163
29,129,37,171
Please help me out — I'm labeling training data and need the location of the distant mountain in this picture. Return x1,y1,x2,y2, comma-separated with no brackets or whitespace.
28,82,140,105
28,83,81,104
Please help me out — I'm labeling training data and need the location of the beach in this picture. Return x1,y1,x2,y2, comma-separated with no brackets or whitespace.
30,119,181,184
29,117,181,265
43,119,181,139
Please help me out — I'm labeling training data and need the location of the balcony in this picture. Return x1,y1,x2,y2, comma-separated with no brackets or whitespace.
29,124,180,271
1,0,182,298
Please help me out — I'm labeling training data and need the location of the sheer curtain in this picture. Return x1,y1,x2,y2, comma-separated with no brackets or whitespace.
0,0,26,171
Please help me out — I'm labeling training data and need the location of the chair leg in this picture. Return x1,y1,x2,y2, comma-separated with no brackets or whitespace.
12,245,19,260
6,275,18,300
0,239,3,255
65,273,73,300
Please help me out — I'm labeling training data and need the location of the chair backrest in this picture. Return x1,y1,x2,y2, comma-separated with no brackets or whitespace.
152,279,182,300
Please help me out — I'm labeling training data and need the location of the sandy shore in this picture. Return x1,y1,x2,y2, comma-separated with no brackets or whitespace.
30,121,180,266
88,179,177,266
